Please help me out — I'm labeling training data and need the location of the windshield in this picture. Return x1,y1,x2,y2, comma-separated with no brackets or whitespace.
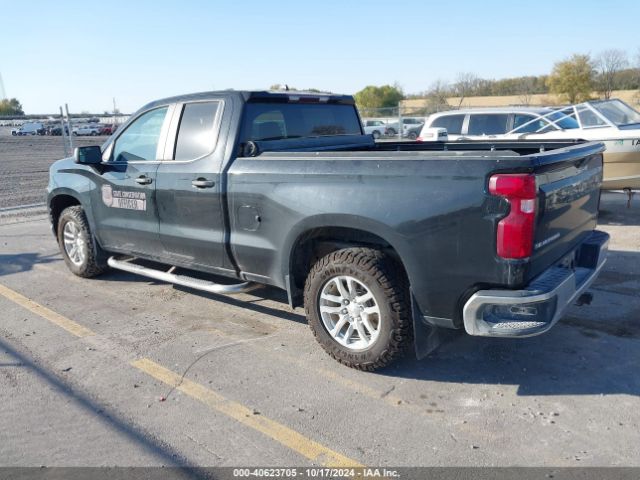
546,111,579,130
591,99,640,126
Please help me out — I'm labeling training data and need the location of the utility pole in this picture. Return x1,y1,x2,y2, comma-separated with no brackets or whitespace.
0,72,6,100
65,103,74,149
59,106,69,157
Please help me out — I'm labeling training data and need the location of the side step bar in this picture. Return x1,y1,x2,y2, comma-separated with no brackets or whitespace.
107,257,258,295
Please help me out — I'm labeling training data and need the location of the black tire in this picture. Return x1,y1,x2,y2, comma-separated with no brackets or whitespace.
407,132,417,140
57,206,108,278
372,130,381,139
386,128,397,136
304,247,412,371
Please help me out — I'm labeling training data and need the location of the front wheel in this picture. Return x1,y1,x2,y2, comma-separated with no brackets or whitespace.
57,206,108,278
304,247,412,371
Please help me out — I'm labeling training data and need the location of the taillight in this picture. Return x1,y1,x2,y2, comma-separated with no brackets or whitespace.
489,173,537,259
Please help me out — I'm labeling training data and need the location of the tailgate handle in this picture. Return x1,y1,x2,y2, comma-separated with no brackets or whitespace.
192,178,215,189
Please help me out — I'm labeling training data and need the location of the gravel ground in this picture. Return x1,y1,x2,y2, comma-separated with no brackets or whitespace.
0,126,108,211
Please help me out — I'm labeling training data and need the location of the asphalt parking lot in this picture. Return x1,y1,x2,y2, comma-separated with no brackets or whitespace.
0,132,639,469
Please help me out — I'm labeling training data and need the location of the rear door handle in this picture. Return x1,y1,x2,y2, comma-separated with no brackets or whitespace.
135,175,152,185
192,178,215,189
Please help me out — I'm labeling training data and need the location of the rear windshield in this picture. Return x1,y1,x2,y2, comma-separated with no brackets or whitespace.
240,103,362,142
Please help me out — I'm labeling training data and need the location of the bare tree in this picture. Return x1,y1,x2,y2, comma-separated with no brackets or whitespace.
424,79,450,112
596,49,628,99
453,72,480,107
517,77,536,105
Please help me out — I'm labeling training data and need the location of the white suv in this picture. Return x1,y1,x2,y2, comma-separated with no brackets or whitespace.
11,122,45,136
418,108,578,141
361,119,387,139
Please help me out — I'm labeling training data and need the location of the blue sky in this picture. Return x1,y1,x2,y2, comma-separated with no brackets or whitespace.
3,0,639,113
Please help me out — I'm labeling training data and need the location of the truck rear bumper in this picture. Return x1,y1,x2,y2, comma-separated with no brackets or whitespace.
463,230,609,337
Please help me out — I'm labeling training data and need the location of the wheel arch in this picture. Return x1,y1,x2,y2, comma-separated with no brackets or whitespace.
285,222,408,309
49,192,83,236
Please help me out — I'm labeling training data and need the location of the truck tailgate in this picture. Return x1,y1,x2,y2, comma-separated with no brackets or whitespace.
530,143,604,278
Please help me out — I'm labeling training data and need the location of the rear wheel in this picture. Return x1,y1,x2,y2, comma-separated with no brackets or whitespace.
372,130,381,139
57,206,108,278
304,247,412,371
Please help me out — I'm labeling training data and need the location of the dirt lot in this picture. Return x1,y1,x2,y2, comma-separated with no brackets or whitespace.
0,126,107,212
0,135,639,472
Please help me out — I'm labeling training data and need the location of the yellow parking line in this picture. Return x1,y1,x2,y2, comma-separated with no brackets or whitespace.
16,267,437,417
0,283,95,338
132,358,363,468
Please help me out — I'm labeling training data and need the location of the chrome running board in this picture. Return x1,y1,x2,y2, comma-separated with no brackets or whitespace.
107,257,258,295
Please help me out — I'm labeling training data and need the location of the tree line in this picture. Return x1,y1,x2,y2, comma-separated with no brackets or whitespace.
356,48,640,113
0,98,24,116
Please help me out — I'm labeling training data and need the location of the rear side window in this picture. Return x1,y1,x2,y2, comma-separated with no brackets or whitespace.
467,114,509,135
240,103,362,142
174,101,220,160
431,114,465,134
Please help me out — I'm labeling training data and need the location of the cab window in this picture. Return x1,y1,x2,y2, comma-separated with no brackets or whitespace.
112,107,168,162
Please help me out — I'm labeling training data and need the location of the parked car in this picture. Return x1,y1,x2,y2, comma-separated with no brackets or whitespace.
48,90,608,371
361,119,387,139
11,122,45,136
73,124,102,136
404,125,422,140
384,117,424,136
47,125,69,136
420,100,640,190
99,124,117,135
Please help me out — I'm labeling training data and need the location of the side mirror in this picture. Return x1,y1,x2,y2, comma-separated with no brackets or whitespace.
74,145,102,165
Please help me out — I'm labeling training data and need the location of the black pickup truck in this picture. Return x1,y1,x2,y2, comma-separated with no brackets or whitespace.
47,90,609,370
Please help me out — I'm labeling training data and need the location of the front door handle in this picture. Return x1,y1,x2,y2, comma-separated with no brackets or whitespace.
135,175,153,185
192,178,215,189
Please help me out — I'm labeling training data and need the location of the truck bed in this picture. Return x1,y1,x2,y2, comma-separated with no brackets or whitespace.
229,137,604,325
